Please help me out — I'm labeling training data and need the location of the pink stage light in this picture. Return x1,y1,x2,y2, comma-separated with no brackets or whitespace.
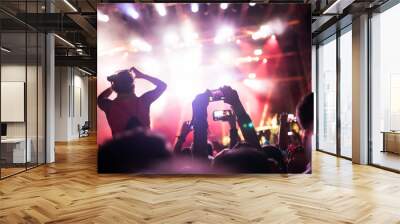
97,11,109,22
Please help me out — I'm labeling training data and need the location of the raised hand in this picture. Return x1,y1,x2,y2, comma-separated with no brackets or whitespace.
192,90,210,114
179,121,192,139
129,66,145,79
220,86,240,106
280,112,288,125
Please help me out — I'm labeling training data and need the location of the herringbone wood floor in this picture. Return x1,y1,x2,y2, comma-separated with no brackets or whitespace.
1,135,400,224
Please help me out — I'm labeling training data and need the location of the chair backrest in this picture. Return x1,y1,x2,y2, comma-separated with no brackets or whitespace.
82,121,90,129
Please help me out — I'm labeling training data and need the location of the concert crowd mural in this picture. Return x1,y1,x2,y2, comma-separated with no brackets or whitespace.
97,3,312,174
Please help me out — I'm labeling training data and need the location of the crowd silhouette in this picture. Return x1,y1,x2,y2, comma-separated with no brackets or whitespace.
98,66,313,174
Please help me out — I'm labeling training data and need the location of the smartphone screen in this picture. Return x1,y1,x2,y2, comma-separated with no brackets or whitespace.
213,110,232,121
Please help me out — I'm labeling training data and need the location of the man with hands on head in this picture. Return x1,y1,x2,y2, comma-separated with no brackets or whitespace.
97,66,167,137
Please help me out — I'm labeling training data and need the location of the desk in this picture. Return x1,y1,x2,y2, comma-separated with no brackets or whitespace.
1,138,31,163
381,131,400,154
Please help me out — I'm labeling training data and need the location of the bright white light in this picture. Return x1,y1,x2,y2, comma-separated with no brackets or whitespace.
167,46,203,101
164,32,180,46
155,4,167,17
248,73,256,79
217,73,234,88
63,0,78,12
236,39,241,44
271,34,277,40
127,7,140,19
243,79,271,93
97,11,109,22
181,21,199,45
214,26,234,44
252,24,272,40
191,3,199,13
217,48,237,65
130,39,152,52
254,49,263,56
262,58,268,64
249,3,256,6
220,3,229,10
235,56,259,64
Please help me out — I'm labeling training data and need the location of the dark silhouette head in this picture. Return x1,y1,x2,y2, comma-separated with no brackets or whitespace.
296,93,313,131
261,145,286,172
213,144,279,173
108,70,134,94
98,128,171,173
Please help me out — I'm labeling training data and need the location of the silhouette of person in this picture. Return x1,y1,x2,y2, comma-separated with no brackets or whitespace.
98,66,167,137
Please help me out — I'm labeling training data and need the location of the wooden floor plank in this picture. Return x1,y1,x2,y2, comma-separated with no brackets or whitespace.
1,135,400,223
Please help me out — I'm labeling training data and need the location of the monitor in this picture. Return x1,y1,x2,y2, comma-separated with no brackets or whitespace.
1,123,7,137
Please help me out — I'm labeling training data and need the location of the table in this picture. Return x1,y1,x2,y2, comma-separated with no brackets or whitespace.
381,131,400,154
1,138,32,164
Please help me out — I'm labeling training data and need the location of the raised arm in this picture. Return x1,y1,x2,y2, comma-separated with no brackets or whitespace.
173,121,192,155
221,86,261,150
131,67,167,103
278,113,289,151
97,87,113,111
227,114,239,149
192,91,210,160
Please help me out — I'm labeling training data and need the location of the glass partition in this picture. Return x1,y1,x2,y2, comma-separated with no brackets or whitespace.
317,36,337,154
370,3,400,171
0,1,46,179
339,28,352,158
1,30,28,177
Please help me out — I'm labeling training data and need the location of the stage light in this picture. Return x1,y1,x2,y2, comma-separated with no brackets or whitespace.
127,6,140,19
214,26,234,44
248,73,256,79
181,21,199,46
262,58,268,64
217,48,237,65
254,49,262,56
155,4,167,17
191,3,199,13
164,32,180,46
252,24,272,40
249,3,256,6
271,34,277,40
97,11,109,22
130,39,152,52
236,39,241,44
220,3,229,10
236,56,259,64
243,78,270,93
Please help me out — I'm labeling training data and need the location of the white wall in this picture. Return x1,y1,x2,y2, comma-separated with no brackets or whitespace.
55,67,89,141
1,64,46,164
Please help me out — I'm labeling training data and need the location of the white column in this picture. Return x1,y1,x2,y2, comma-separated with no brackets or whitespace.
45,0,55,163
352,14,369,164
46,33,55,163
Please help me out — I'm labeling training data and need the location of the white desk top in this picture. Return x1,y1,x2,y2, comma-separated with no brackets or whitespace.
1,138,28,143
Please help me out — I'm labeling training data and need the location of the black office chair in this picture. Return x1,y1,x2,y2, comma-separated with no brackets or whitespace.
78,121,90,138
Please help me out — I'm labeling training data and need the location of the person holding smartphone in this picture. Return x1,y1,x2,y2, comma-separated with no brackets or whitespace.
97,66,167,137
